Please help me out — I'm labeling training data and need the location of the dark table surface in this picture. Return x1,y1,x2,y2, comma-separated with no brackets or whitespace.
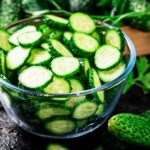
0,87,150,150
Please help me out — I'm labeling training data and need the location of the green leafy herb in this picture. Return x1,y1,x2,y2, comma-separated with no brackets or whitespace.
123,57,150,94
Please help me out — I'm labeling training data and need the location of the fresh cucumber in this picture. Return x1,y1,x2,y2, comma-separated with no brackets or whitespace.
88,68,105,103
27,48,51,66
95,103,105,116
0,29,12,52
70,32,99,57
48,30,63,40
9,25,36,46
41,43,49,50
44,15,68,29
18,31,42,47
18,66,53,89
94,45,121,70
43,76,71,101
49,39,73,58
76,119,88,129
0,51,6,76
6,46,31,70
108,113,150,146
92,30,101,43
47,144,69,150
65,78,85,108
45,118,76,135
73,100,97,120
63,31,72,44
105,29,125,51
98,61,126,83
51,57,80,78
69,12,96,34
37,106,71,120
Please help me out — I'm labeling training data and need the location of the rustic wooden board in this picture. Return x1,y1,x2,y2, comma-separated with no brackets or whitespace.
121,26,150,56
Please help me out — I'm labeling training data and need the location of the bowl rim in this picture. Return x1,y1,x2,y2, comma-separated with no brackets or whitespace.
0,15,136,97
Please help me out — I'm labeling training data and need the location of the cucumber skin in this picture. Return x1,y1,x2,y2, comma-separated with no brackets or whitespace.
108,113,150,147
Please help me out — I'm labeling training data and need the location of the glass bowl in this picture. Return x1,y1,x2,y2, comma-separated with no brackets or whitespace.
0,15,136,139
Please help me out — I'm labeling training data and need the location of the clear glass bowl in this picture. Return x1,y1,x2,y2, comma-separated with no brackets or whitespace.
0,15,136,139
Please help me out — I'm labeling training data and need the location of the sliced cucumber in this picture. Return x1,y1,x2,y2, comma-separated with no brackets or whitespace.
45,118,76,135
47,144,69,150
43,76,71,101
63,31,72,44
73,100,97,120
92,30,101,43
94,45,121,70
18,31,42,47
98,61,126,82
44,15,68,29
69,12,96,34
48,30,63,40
18,66,53,89
6,46,31,70
49,39,73,58
41,43,49,50
37,106,71,120
0,29,12,52
9,25,36,46
88,68,105,103
51,57,80,78
105,29,125,51
27,48,51,65
70,32,99,57
0,51,6,75
65,78,85,108
95,103,105,116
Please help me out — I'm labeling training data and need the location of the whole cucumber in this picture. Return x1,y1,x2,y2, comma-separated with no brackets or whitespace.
108,113,150,146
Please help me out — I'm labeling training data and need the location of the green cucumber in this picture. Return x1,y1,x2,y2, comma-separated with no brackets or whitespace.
27,48,51,66
18,66,53,89
88,68,105,103
70,32,99,57
94,45,121,70
69,12,96,34
92,30,101,43
45,118,76,135
48,30,63,40
6,46,31,70
108,113,150,146
0,51,6,76
73,100,97,120
51,57,80,78
63,31,72,44
95,103,105,116
0,29,12,52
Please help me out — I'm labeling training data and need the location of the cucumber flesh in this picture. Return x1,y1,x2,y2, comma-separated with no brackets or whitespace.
6,46,31,70
98,61,126,82
95,45,121,70
9,25,36,46
18,66,53,89
73,100,97,120
51,57,80,78
45,119,76,135
69,12,96,34
95,104,105,116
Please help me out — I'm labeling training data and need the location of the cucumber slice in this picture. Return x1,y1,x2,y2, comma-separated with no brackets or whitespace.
0,51,6,75
49,31,62,40
70,32,99,57
18,31,42,47
63,31,72,44
49,39,73,58
6,46,31,70
0,29,12,52
27,48,51,65
92,30,101,43
65,78,85,108
51,57,80,78
73,100,97,120
69,12,96,34
43,76,71,101
41,43,49,50
98,61,126,82
37,106,71,120
105,29,125,51
94,45,121,70
47,144,69,150
9,25,36,46
95,103,105,116
88,68,105,103
44,15,68,29
18,66,53,89
45,118,76,135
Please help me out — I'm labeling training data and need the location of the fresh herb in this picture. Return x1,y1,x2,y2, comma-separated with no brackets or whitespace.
123,57,150,94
